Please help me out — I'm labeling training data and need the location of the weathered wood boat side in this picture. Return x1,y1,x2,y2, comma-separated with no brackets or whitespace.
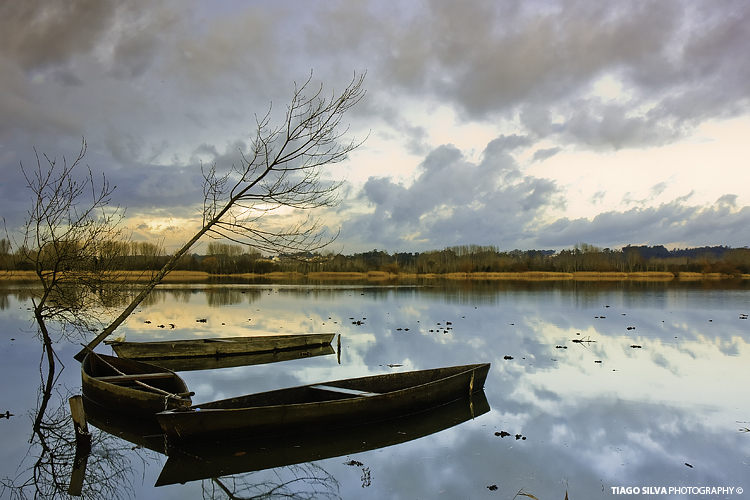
144,344,335,372
105,333,335,360
156,362,490,445
81,352,192,416
156,391,490,486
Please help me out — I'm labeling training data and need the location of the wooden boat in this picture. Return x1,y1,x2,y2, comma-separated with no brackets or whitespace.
81,352,192,416
156,391,490,486
156,363,490,445
104,333,335,360
143,344,335,372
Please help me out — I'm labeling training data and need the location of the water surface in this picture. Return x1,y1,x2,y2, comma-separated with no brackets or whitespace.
1,279,748,498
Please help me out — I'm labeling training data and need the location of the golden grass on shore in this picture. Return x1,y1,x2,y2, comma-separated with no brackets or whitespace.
441,271,575,280
568,271,677,281
230,272,305,279
120,270,214,282
0,270,216,282
677,272,736,280
2,269,747,283
0,270,36,281
626,272,676,281
307,272,368,279
573,272,628,280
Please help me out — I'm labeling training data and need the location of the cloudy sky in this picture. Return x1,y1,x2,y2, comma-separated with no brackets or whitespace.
2,0,749,254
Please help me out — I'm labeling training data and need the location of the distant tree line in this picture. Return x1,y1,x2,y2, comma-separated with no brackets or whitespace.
312,244,750,275
2,238,749,276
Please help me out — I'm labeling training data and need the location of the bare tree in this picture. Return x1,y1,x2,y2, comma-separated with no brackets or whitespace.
75,72,366,359
15,140,127,365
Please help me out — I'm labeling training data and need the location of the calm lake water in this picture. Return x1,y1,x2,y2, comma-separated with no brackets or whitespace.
1,279,749,499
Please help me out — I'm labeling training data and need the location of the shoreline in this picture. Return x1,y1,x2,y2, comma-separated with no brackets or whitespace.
2,270,748,282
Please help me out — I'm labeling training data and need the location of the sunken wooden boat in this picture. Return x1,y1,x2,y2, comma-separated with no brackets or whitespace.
81,352,192,416
156,391,490,486
104,333,335,361
156,363,490,445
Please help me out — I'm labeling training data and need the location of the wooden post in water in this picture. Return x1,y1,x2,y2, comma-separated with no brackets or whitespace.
68,395,91,496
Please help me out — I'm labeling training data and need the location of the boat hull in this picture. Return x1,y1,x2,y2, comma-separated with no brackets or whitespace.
156,391,490,486
156,363,490,445
105,333,335,360
81,353,192,416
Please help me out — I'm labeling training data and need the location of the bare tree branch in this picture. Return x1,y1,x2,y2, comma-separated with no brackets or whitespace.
74,72,366,360
16,138,128,349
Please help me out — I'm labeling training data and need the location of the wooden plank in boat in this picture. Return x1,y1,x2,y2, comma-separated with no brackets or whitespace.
97,373,177,383
310,385,380,397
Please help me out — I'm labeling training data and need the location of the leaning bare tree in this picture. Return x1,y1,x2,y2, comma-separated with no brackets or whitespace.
74,72,366,360
13,139,127,474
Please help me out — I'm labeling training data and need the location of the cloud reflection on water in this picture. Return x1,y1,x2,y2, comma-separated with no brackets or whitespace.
112,281,750,496
2,280,748,498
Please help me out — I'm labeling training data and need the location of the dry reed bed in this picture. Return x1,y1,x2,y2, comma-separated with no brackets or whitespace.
3,270,748,282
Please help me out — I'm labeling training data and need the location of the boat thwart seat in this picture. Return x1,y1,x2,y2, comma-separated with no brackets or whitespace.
310,385,380,397
97,373,178,383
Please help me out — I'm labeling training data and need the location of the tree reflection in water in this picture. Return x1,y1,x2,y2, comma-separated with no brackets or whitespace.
0,348,153,499
0,343,344,499
202,465,341,500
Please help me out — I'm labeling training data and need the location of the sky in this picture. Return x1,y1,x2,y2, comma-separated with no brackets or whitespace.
1,0,749,255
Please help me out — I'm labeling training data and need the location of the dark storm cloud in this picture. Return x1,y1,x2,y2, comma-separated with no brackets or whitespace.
0,1,120,70
0,1,172,136
311,0,750,151
0,0,315,235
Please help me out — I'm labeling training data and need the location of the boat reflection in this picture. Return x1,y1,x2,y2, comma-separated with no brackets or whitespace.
82,391,489,487
83,397,168,454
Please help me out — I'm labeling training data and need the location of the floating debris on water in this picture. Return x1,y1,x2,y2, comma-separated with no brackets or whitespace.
572,336,596,344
